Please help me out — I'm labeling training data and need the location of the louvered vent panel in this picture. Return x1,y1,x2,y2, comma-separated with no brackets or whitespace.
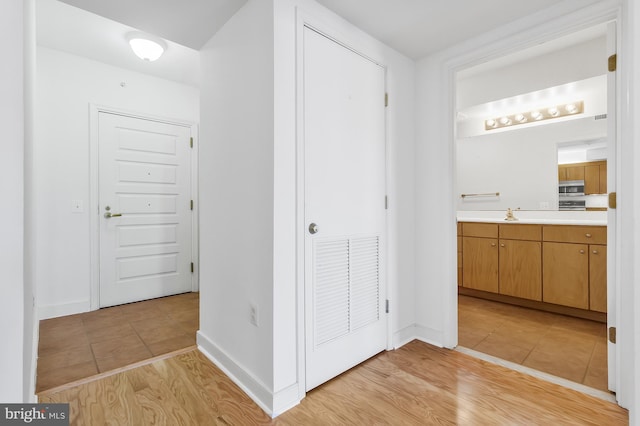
350,236,379,330
314,239,350,347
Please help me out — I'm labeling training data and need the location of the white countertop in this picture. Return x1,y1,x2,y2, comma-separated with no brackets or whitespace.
457,210,607,226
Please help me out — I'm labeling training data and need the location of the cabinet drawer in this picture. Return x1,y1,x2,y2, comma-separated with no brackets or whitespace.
499,224,541,241
461,222,498,238
543,225,606,245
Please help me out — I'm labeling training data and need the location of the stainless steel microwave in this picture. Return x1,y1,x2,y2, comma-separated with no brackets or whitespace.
559,180,585,197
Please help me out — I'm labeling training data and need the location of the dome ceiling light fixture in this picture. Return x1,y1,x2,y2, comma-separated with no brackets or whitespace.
126,31,167,62
484,100,584,131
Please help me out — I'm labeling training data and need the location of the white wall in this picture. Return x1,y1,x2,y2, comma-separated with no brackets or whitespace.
35,47,199,319
456,117,606,211
24,0,37,402
457,36,607,109
0,0,25,402
198,0,415,416
415,53,457,346
416,0,638,417
198,0,277,410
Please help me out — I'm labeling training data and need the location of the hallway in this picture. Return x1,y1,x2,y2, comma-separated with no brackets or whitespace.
36,292,199,393
38,340,628,424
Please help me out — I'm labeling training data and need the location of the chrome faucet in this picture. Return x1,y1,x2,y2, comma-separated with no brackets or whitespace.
505,208,518,221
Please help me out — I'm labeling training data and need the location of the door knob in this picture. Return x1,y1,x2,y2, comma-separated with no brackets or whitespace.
104,205,122,218
309,223,319,234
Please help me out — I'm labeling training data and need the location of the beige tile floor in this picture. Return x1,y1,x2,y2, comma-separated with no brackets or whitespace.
458,295,609,392
37,292,199,393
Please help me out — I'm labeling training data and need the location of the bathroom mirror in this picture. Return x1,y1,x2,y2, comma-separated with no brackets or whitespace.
454,24,608,211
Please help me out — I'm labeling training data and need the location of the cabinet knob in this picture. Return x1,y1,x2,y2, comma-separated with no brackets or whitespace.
579,249,585,254
491,243,496,247
593,250,599,254
500,243,505,247
585,233,592,238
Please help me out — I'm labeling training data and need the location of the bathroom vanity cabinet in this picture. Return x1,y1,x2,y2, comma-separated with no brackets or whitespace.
458,221,607,320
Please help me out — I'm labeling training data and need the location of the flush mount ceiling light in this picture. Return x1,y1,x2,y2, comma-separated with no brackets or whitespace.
126,32,167,61
484,101,584,131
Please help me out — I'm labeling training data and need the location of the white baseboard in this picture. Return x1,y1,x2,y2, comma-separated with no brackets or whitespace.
196,331,301,418
38,301,90,320
393,324,418,349
393,323,445,349
271,383,301,417
413,324,445,348
29,306,39,402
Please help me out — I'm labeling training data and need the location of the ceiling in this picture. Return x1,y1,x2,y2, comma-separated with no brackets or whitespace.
316,0,571,59
56,0,248,51
41,0,607,88
54,0,591,59
37,0,202,86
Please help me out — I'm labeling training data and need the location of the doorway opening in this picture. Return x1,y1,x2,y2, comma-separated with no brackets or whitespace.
454,21,616,396
92,109,197,309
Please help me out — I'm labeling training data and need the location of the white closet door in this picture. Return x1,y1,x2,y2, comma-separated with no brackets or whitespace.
303,26,387,391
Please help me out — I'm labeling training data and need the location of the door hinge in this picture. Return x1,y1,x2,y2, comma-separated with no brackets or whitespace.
190,199,194,210
608,54,617,72
384,93,389,107
609,192,617,209
385,195,388,210
385,299,389,314
191,262,194,273
190,137,194,148
609,326,617,344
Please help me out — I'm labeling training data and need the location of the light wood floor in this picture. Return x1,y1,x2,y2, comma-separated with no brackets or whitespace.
39,341,628,425
459,295,608,391
37,293,199,392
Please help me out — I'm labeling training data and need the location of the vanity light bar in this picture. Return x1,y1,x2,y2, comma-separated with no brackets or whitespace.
485,101,584,131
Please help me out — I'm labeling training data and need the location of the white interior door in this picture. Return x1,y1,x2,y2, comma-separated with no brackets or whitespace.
99,112,193,307
304,26,387,391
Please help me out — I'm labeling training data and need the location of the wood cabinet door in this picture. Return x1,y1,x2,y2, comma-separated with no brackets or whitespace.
590,245,607,313
543,242,589,309
599,163,607,194
499,240,542,301
584,164,600,195
565,165,585,181
462,236,498,293
558,165,567,181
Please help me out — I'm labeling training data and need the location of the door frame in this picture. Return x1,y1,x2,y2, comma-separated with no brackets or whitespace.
294,10,391,398
446,6,622,399
89,104,199,311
